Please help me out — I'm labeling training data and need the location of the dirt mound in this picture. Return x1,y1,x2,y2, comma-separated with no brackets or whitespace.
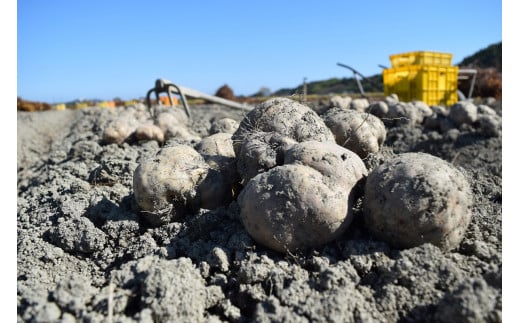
215,84,236,101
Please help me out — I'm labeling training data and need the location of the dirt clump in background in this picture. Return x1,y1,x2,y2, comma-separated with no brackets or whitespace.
215,84,236,101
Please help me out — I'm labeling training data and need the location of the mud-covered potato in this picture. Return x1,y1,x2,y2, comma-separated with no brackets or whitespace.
235,131,297,184
330,95,352,109
238,140,368,253
363,152,473,251
133,145,209,226
367,101,389,119
349,98,369,112
385,94,399,105
411,100,433,122
155,111,200,142
232,97,335,159
237,164,355,253
322,108,386,159
386,102,421,126
477,104,497,116
153,107,189,125
478,114,502,137
134,121,165,143
284,140,367,190
448,101,478,127
195,133,239,208
102,114,139,144
209,117,239,135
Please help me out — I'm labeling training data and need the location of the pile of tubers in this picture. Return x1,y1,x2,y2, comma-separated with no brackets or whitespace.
131,97,473,253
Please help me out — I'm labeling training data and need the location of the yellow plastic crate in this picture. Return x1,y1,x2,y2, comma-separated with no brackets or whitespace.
383,65,459,106
390,51,453,68
54,103,66,111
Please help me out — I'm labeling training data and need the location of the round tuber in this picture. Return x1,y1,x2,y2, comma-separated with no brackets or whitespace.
363,152,473,251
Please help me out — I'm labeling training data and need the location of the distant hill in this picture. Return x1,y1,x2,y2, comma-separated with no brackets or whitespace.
457,42,501,71
269,42,502,98
456,41,502,98
272,74,383,97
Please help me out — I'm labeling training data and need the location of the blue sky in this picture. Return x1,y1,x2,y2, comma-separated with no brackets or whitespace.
16,1,502,103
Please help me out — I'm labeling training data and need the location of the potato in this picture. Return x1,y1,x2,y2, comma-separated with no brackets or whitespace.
284,140,367,190
153,106,189,125
448,101,478,127
155,111,200,143
235,131,297,184
363,152,473,251
102,106,190,145
349,98,369,112
386,102,421,126
209,117,239,135
477,104,497,116
478,114,501,137
197,168,235,210
133,145,209,226
322,108,386,159
232,97,335,158
385,94,399,106
195,133,239,208
134,121,165,143
195,133,236,165
102,113,139,144
411,100,433,121
330,95,352,109
155,111,182,131
238,164,354,253
232,97,334,182
367,101,389,119
238,141,367,253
